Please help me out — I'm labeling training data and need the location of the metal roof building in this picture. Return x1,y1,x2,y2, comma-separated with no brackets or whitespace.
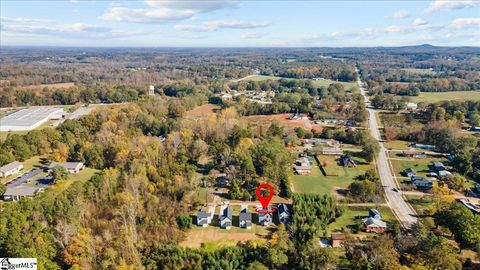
0,107,65,131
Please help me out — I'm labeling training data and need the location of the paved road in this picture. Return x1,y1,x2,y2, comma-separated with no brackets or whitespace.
357,69,418,228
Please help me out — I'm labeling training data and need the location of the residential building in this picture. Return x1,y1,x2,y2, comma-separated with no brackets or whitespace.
219,205,232,229
239,208,252,229
294,157,311,175
413,144,436,151
0,161,23,178
3,186,41,201
259,212,272,226
401,150,426,159
331,233,346,248
277,203,290,224
402,168,416,178
216,173,228,187
471,126,480,132
411,176,433,191
438,170,451,179
406,102,418,111
49,162,84,173
322,148,344,156
431,162,446,172
340,155,356,167
368,209,382,220
197,210,209,227
363,217,387,233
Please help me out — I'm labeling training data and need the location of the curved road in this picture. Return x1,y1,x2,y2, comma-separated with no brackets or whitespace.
357,69,417,228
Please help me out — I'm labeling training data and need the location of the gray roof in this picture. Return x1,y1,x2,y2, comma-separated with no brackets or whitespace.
433,162,445,168
363,217,387,227
0,107,64,130
220,206,232,221
49,162,83,170
197,210,208,225
239,212,252,222
369,209,381,219
3,185,39,197
0,161,22,173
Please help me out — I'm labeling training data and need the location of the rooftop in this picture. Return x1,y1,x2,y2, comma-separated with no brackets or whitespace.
0,107,64,130
0,161,22,173
3,185,40,197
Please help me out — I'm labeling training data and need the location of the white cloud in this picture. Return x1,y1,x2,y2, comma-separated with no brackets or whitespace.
450,17,480,29
386,9,410,19
2,20,145,39
176,20,270,32
412,18,428,26
101,0,238,24
424,0,480,13
241,32,267,39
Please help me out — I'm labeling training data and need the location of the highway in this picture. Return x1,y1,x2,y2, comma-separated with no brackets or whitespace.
357,69,418,229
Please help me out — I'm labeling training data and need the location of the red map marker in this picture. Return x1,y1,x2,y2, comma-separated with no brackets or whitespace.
256,183,274,209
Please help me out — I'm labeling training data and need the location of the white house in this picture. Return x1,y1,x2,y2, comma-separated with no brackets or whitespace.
406,102,418,111
49,162,84,173
0,161,23,178
219,205,232,229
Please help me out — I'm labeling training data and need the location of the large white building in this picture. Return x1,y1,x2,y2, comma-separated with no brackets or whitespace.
0,107,65,131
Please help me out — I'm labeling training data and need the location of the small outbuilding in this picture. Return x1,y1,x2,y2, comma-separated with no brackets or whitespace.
239,207,252,229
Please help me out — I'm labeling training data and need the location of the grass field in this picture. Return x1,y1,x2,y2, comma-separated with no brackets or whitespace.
405,195,433,214
69,167,98,183
327,206,395,235
185,104,220,118
400,68,437,75
24,82,75,90
411,91,480,103
384,140,409,150
292,155,374,196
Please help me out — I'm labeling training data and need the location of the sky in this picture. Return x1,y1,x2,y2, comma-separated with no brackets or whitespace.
1,0,479,47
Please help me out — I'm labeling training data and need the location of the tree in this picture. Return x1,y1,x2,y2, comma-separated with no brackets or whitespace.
52,165,69,182
435,203,480,249
0,183,5,196
176,214,192,230
470,112,480,127
361,138,380,163
344,235,401,270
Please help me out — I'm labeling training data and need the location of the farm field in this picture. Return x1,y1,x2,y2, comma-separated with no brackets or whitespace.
411,91,480,103
185,104,220,118
244,113,320,131
327,206,395,235
24,82,75,90
400,68,437,75
292,155,374,196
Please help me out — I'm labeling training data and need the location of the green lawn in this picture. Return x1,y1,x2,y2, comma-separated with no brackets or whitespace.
69,167,99,183
389,156,446,179
411,91,480,103
292,154,375,195
405,195,433,214
327,206,395,235
384,140,409,150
